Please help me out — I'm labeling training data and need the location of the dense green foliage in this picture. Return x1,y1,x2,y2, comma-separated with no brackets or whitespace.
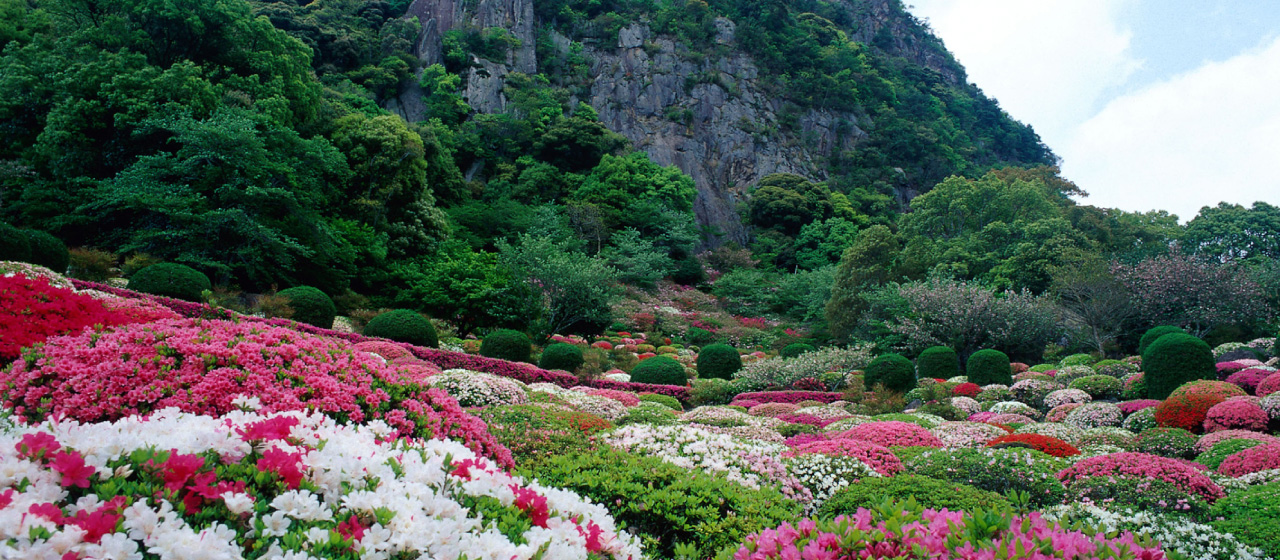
696,344,743,380
479,329,533,363
916,346,960,380
1139,326,1188,356
23,229,69,273
966,349,1012,386
277,286,337,329
631,356,688,386
905,448,1069,506
1210,481,1280,558
1196,439,1263,471
819,475,1011,517
0,222,31,263
538,342,585,372
1143,333,1215,400
477,405,610,467
639,393,684,411
525,448,802,559
780,343,815,359
863,353,917,393
128,263,211,301
363,309,439,349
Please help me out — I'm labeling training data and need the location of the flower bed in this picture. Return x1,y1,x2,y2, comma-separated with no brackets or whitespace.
835,421,944,448
0,275,170,361
784,439,903,476
1203,399,1269,432
0,408,640,559
987,433,1081,457
1057,452,1225,502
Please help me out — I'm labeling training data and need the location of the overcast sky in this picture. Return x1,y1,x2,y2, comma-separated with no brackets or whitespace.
905,0,1280,222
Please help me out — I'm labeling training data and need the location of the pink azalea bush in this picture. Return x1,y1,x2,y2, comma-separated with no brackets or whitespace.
732,391,845,405
929,421,1008,448
0,317,514,468
1203,399,1270,432
729,507,1164,560
1194,430,1280,454
1119,400,1162,415
1057,452,1225,502
835,421,944,448
584,388,641,407
1227,368,1276,394
1046,403,1085,423
1257,372,1280,397
784,439,903,476
1217,443,1280,477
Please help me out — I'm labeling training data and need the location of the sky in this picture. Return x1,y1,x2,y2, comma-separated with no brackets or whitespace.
905,0,1280,222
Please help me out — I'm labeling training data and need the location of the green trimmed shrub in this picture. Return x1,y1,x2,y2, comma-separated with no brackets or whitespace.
820,475,1011,516
525,448,801,559
538,343,584,372
0,222,31,263
967,349,1013,386
479,329,532,362
688,378,740,406
864,353,917,393
1060,353,1095,367
1143,333,1215,400
363,309,438,348
1139,326,1187,355
1068,375,1123,400
639,393,683,411
631,356,688,386
477,405,611,467
128,263,211,301
684,326,715,346
1210,481,1280,559
616,403,680,426
915,346,961,380
1132,427,1197,459
23,230,69,273
780,343,815,359
905,448,1069,506
276,286,336,328
697,344,742,380
1196,439,1264,471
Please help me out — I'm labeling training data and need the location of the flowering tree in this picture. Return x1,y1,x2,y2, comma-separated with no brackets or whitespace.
1110,250,1272,337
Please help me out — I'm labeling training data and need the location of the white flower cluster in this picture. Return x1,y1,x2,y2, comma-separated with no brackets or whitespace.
792,406,853,421
1042,503,1266,560
428,369,529,407
0,408,641,560
603,424,811,503
989,400,1040,418
783,453,880,513
1043,389,1092,410
682,406,784,429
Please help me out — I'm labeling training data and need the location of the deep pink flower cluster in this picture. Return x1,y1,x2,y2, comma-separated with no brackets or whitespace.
1217,361,1249,377
583,388,641,407
1194,430,1280,454
731,509,1165,560
0,316,513,468
776,414,838,428
1227,368,1275,394
1217,443,1280,477
1119,400,1162,415
1046,403,1084,423
967,411,997,422
835,421,944,448
1057,452,1225,502
784,438,903,476
1258,372,1280,397
783,433,828,447
732,391,845,405
734,399,763,408
1203,399,1269,432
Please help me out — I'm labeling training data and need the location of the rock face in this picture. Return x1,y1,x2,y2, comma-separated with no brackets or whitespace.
391,0,961,247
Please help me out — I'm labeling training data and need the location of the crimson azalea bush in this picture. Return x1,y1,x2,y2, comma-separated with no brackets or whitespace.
987,433,1081,457
951,382,981,397
0,317,514,468
1057,452,1224,502
1257,372,1280,397
0,275,170,361
1227,368,1275,394
1155,392,1231,433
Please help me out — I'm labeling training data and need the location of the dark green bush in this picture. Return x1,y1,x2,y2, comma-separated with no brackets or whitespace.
905,448,1068,506
684,326,716,346
1143,333,1214,400
915,346,960,380
631,356,688,386
479,328,532,362
966,349,1012,386
697,344,742,380
525,448,801,559
1064,476,1209,518
276,286,336,328
129,263,211,301
863,353,917,393
0,222,32,263
820,475,1011,516
538,343,585,372
780,343,815,359
363,309,439,348
688,378,740,406
1210,481,1280,558
1196,439,1264,470
639,393,683,411
23,230,69,273
1138,325,1187,355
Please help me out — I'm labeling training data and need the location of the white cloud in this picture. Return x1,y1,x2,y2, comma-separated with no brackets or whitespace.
1061,36,1280,221
907,0,1141,147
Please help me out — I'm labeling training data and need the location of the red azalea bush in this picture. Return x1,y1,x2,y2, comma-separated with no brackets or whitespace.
0,275,170,361
1257,372,1280,397
836,421,945,448
1203,399,1270,432
1217,443,1280,477
1155,392,1230,433
1227,368,1275,394
1119,399,1162,415
952,382,981,398
784,438,903,476
1057,452,1225,502
987,433,1081,457
732,391,845,405
0,316,514,468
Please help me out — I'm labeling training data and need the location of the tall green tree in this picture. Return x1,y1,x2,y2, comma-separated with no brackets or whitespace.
498,234,620,336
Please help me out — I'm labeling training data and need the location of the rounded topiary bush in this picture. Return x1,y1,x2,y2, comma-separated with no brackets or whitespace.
363,309,439,348
697,344,742,380
864,353,917,393
1133,427,1198,459
538,343,585,372
479,329,532,362
1139,325,1187,355
276,286,336,328
967,349,1012,386
0,222,32,263
630,356,688,386
639,393,683,411
780,343,815,359
916,346,961,380
1144,333,1215,400
818,475,1011,516
23,229,69,273
128,263,211,301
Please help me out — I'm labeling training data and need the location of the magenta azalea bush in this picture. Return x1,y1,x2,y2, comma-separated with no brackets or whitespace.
834,421,944,448
1217,443,1280,477
1203,399,1270,433
784,439,903,476
1058,452,1224,502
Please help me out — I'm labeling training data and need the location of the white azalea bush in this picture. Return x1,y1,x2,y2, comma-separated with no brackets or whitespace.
428,369,529,408
782,454,880,513
0,408,640,560
1043,503,1265,560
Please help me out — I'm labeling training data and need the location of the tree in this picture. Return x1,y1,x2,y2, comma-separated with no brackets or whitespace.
794,217,861,271
825,224,902,342
746,173,836,235
498,234,620,336
600,228,675,289
1049,252,1135,353
1184,201,1280,262
388,241,541,336
1110,250,1272,337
